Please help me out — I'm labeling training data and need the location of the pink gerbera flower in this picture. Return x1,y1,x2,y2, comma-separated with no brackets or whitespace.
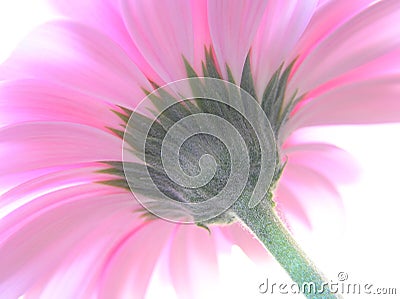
1,0,400,298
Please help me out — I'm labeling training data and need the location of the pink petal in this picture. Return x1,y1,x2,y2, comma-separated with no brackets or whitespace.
168,225,220,299
121,0,210,82
26,217,152,299
276,139,359,228
95,220,174,299
292,0,374,70
0,184,134,298
316,0,331,8
0,163,114,219
49,0,160,81
251,0,318,97
287,76,400,131
0,79,121,130
0,21,150,109
291,0,400,94
219,222,270,264
282,142,359,184
300,47,400,100
278,161,345,230
208,0,268,82
0,122,121,177
275,183,312,229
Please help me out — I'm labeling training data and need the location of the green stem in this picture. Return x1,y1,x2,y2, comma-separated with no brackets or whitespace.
233,200,340,299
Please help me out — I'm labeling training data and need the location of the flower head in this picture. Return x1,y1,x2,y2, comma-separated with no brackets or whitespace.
1,0,400,298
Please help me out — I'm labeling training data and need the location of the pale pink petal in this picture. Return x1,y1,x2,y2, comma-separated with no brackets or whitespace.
301,47,400,100
292,0,374,70
0,163,114,218
282,142,359,184
208,0,268,82
287,76,400,131
276,139,359,227
0,79,121,130
316,0,331,8
278,162,345,230
275,183,312,228
89,220,174,299
0,166,87,197
0,21,150,109
219,223,270,264
0,165,140,298
34,218,162,298
0,184,134,299
49,0,161,81
0,122,121,177
291,0,400,94
251,0,318,98
121,0,210,82
168,225,220,299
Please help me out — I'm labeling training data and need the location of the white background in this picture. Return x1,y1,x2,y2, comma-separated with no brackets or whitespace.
1,1,399,298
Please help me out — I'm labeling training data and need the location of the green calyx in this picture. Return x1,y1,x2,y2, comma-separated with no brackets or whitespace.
99,47,299,226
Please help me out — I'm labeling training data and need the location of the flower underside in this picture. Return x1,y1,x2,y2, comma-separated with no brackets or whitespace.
99,47,301,228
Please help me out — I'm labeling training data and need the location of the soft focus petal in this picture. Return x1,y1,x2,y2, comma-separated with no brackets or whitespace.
0,21,150,109
208,0,268,82
251,0,317,98
219,223,270,264
291,0,400,94
0,184,134,298
0,122,121,177
49,0,160,81
292,0,375,69
0,79,121,131
287,76,400,131
301,47,400,100
276,135,359,230
0,164,114,218
168,225,220,299
275,184,312,229
121,0,210,82
278,164,345,231
283,142,359,184
96,221,174,299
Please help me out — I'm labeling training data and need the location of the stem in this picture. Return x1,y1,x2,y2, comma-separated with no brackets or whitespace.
233,200,340,299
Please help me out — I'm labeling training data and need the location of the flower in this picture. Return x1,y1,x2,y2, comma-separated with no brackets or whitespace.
1,0,400,298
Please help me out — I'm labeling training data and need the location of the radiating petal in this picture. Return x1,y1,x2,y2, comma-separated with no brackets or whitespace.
0,184,134,299
0,164,114,218
208,0,268,82
0,122,121,177
283,142,359,184
287,76,400,131
278,163,345,231
0,79,121,130
0,21,150,109
219,223,270,264
275,183,312,228
95,220,174,299
121,0,210,82
251,0,318,98
292,0,375,70
48,0,160,81
291,0,400,94
301,47,400,100
169,225,220,299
